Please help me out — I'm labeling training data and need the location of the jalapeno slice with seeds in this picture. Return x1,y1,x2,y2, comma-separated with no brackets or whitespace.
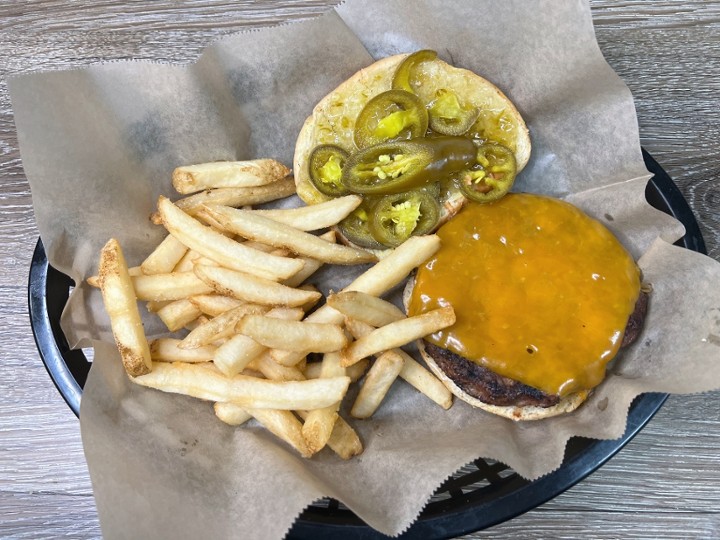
337,200,385,250
459,143,517,203
342,136,476,195
369,190,440,247
428,88,480,136
308,145,350,197
354,90,428,149
392,49,438,94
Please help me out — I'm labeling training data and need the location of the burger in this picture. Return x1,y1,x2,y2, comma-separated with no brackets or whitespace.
293,50,531,253
405,193,648,420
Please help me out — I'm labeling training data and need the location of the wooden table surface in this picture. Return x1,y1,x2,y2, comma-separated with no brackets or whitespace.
1,1,719,538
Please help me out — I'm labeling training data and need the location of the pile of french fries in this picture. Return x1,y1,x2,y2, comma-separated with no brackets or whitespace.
91,158,455,459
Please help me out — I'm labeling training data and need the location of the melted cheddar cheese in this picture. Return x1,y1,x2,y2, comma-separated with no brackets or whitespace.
408,194,641,397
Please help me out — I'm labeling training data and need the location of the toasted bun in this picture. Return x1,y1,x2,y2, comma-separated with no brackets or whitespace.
293,53,531,253
402,279,589,421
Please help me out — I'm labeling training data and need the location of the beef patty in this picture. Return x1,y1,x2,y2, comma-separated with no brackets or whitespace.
424,290,649,408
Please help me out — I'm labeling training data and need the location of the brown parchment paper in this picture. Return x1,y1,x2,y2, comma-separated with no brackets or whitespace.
9,1,720,538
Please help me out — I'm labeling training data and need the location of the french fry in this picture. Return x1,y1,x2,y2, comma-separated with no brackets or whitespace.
169,178,296,218
247,409,312,458
214,402,252,426
132,272,214,301
248,352,306,382
202,205,377,265
194,264,321,308
188,294,244,317
172,159,290,194
393,349,453,409
341,307,456,367
301,351,345,454
304,358,369,383
98,239,152,377
179,303,268,349
146,300,171,313
158,196,303,281
327,291,406,327
150,338,216,363
132,362,350,410
213,307,304,377
296,410,363,459
242,194,362,231
350,350,405,419
140,234,188,275
237,316,347,353
173,249,200,272
345,319,453,409
87,265,142,288
271,235,441,367
282,230,335,288
156,298,203,331
215,402,312,457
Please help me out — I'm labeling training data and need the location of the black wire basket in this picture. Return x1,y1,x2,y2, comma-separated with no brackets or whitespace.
29,150,706,539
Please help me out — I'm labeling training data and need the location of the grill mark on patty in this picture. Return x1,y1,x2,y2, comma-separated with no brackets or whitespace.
425,290,649,408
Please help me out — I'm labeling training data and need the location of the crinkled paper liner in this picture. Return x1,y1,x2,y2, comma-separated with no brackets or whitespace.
10,0,720,538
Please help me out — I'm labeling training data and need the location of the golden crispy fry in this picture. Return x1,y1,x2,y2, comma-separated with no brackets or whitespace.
179,304,268,350
158,196,303,281
350,350,405,418
394,349,453,409
213,402,252,426
248,352,306,382
282,230,335,288
214,402,311,457
327,291,405,327
131,272,214,301
140,234,188,275
296,410,363,459
344,318,453,409
248,409,312,458
301,351,345,454
341,307,456,367
188,294,244,317
133,362,349,410
173,249,200,272
172,159,290,194
150,338,216,363
213,307,304,377
304,358,369,383
156,298,203,332
242,194,362,231
98,239,152,377
87,265,142,288
168,178,296,218
237,315,347,353
346,235,440,295
203,205,377,265
271,235,441,367
146,300,171,313
194,264,321,308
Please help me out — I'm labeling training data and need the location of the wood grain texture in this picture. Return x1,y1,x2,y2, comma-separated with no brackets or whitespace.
0,1,718,539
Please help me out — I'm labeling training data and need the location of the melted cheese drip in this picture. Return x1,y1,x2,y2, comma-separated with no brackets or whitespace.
408,194,641,397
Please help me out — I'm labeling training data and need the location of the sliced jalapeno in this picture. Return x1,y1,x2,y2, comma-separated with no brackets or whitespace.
392,50,438,93
428,88,480,136
459,143,517,203
354,90,428,149
308,145,350,197
342,136,476,195
369,190,440,247
337,200,385,250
